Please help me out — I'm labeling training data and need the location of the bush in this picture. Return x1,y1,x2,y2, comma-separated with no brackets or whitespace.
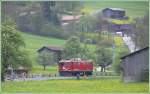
40,23,67,39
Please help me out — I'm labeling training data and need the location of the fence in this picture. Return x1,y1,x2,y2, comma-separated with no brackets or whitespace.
94,71,119,76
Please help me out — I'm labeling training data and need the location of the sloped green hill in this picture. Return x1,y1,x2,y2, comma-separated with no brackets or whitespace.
82,1,148,18
21,32,96,66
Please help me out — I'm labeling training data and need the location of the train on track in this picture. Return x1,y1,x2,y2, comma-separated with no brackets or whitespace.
59,58,93,76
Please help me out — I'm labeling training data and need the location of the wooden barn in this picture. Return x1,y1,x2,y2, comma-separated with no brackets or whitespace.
121,47,149,82
37,46,63,63
102,8,126,19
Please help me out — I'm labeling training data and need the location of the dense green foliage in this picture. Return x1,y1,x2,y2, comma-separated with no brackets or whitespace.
95,47,112,72
63,36,82,59
131,13,149,49
113,50,129,74
2,78,148,93
1,1,83,39
37,51,54,70
1,20,32,81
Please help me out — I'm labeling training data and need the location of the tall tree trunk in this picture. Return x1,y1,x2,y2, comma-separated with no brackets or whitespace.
101,66,103,72
103,67,106,72
41,2,52,22
43,66,46,70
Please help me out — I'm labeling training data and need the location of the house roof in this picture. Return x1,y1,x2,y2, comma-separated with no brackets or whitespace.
121,47,149,59
37,45,63,52
109,8,125,11
104,8,125,11
61,15,82,21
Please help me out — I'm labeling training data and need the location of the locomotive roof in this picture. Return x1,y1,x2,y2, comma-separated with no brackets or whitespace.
59,59,93,63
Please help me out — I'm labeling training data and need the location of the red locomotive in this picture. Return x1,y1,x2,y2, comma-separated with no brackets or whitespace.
59,58,93,76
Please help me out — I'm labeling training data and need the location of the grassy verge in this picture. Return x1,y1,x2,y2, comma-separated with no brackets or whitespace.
31,66,58,74
2,78,148,93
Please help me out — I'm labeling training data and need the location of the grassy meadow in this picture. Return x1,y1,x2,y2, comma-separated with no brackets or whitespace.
82,1,148,18
21,32,96,66
2,78,148,93
31,66,58,74
21,32,126,66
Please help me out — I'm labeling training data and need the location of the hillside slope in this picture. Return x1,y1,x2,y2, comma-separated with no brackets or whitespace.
21,32,66,65
21,32,96,65
82,1,148,18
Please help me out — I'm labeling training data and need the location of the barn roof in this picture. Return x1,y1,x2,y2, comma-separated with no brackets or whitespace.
121,47,149,59
103,8,125,11
37,45,63,52
61,15,82,21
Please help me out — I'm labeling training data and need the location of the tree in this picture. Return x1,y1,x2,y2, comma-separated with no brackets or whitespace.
41,1,61,26
80,39,91,59
63,36,82,59
131,13,149,49
1,19,32,81
95,47,112,72
37,51,54,70
112,50,129,74
55,1,83,14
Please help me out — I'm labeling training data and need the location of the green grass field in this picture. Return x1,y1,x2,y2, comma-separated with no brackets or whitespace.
82,1,148,18
21,32,66,65
21,32,96,66
31,66,58,74
21,32,126,66
2,78,148,93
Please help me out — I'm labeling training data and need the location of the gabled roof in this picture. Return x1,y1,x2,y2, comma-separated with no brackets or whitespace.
109,8,125,11
37,45,63,52
61,15,82,21
103,8,125,11
121,47,149,59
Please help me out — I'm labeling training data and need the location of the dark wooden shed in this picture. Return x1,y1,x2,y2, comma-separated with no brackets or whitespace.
37,46,63,63
102,8,125,19
121,47,149,82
